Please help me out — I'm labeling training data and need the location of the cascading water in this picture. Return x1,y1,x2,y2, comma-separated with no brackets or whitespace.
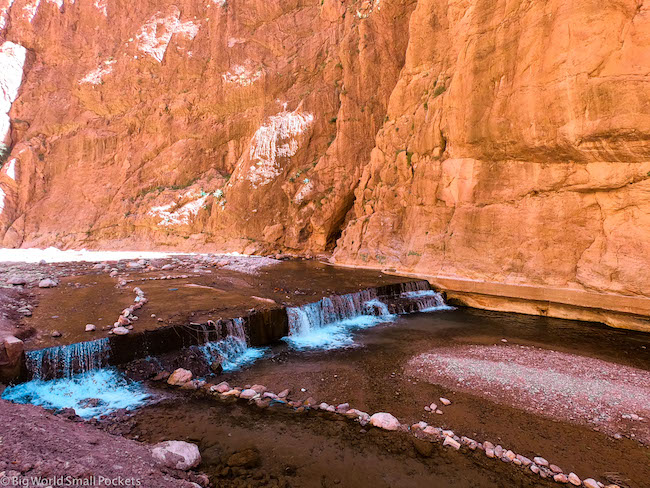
400,289,454,313
26,338,111,380
284,284,453,350
284,290,397,350
199,318,267,371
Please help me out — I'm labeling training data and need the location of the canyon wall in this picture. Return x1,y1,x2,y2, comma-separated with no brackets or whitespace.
0,0,648,327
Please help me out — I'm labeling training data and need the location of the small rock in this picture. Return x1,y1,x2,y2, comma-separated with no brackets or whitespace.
516,455,532,466
167,368,193,386
227,448,260,468
443,437,461,450
51,331,62,338
550,464,563,474
240,389,258,400
85,324,96,332
554,474,569,483
534,457,549,467
485,448,495,458
152,371,170,381
568,473,581,486
112,326,129,335
152,441,200,470
583,479,599,488
211,381,230,393
424,406,431,412
439,397,451,406
250,384,267,394
483,441,494,450
435,409,443,414
503,450,516,462
412,438,434,457
336,403,350,413
38,278,59,288
278,389,290,398
370,412,399,430
494,445,503,458
530,465,540,474
429,403,437,410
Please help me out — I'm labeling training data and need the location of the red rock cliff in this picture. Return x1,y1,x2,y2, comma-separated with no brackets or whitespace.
0,0,648,328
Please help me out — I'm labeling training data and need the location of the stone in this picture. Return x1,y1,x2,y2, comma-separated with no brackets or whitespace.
550,464,563,474
152,441,200,470
583,479,599,488
424,406,431,412
412,438,434,457
51,331,62,338
211,381,230,393
429,403,437,411
369,412,401,431
443,437,461,450
336,403,350,413
278,389,290,398
3,336,24,364
494,445,503,457
485,448,495,458
167,368,193,386
222,389,241,397
8,275,27,285
568,473,581,486
152,371,170,381
250,384,267,394
439,397,451,406
483,441,494,450
85,324,96,332
240,389,258,399
422,426,440,436
534,457,549,467
227,448,260,468
112,327,129,335
554,474,569,483
503,450,516,462
530,465,540,474
38,278,59,288
516,455,532,466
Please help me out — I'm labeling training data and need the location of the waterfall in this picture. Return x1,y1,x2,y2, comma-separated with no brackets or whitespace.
285,290,396,350
25,338,111,380
285,285,453,350
199,318,267,371
400,289,453,312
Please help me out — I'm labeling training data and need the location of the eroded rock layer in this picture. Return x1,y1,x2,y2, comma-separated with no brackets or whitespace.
0,0,648,325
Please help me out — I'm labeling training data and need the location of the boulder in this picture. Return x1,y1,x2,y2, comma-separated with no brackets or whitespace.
3,336,24,364
152,441,201,470
369,412,400,431
38,278,59,288
167,368,193,386
8,275,28,285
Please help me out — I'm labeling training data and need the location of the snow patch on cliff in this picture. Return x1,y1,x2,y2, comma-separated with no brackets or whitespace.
22,0,40,22
4,157,16,180
79,59,116,85
136,8,200,62
356,0,380,18
222,64,263,87
243,109,313,188
94,0,107,16
294,179,314,204
0,0,15,32
0,41,27,143
149,190,212,227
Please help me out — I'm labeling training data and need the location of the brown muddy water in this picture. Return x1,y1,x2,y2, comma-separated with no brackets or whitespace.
124,308,650,488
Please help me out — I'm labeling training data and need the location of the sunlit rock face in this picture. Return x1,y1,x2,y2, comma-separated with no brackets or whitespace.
0,1,649,304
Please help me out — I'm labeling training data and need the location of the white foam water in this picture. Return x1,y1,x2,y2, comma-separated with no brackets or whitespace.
1,368,150,419
284,290,396,351
401,289,455,312
199,318,267,371
26,338,111,380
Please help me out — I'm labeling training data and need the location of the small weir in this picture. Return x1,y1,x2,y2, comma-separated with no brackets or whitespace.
26,338,111,380
198,318,268,371
13,280,450,381
284,283,452,350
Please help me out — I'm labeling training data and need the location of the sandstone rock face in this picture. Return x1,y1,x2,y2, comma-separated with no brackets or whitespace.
0,1,648,325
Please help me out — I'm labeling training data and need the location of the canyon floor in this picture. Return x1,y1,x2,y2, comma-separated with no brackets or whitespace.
0,254,649,488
